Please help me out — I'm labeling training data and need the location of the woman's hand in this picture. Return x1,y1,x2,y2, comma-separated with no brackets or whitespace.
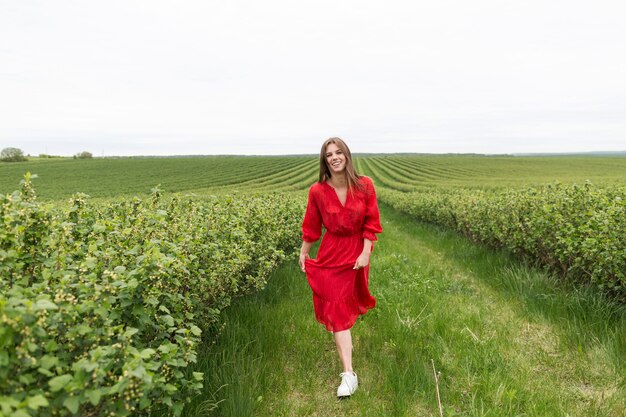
299,241,313,273
353,252,370,270
299,252,310,273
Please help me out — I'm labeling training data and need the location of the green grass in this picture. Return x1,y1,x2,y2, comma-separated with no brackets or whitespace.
183,204,624,417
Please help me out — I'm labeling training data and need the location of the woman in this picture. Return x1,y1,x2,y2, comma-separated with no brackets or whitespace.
299,137,383,398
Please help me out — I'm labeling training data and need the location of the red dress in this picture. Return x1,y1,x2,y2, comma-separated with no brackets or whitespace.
302,176,383,332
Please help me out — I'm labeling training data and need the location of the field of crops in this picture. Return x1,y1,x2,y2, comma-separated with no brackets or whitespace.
1,154,624,416
2,154,626,200
0,156,318,200
362,156,626,299
354,155,626,191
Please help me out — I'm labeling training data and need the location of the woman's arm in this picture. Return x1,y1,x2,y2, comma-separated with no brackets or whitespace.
299,241,313,273
300,186,322,273
361,178,383,242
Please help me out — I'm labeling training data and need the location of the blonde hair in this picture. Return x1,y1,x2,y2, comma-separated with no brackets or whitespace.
318,137,362,191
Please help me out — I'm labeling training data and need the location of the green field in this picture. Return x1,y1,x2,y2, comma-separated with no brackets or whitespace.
2,155,626,199
357,155,626,191
1,154,624,417
0,156,318,200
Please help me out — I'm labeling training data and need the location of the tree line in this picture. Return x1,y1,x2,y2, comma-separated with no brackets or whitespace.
1,147,94,162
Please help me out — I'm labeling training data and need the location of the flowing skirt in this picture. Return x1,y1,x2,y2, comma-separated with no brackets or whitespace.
305,232,376,332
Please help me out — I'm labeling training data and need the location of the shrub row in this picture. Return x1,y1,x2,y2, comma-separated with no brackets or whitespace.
0,174,305,416
378,182,625,299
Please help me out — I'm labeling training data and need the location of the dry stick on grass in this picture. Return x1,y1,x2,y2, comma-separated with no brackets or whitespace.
431,359,443,417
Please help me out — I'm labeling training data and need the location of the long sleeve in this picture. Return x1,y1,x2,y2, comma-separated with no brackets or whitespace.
302,185,323,242
361,178,383,241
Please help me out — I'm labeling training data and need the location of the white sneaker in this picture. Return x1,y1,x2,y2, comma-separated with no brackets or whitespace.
337,371,358,397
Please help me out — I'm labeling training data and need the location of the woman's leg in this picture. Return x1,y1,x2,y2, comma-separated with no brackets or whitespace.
333,329,353,372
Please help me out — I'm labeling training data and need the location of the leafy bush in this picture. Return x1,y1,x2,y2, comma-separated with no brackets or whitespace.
379,183,626,300
0,175,304,416
1,147,27,162
74,152,93,159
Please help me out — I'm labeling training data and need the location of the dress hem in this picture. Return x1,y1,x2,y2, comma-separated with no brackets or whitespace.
312,294,376,332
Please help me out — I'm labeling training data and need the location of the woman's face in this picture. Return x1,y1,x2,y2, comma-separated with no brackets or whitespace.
325,143,346,175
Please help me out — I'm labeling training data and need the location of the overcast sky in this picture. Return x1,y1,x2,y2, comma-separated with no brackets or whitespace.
1,0,625,156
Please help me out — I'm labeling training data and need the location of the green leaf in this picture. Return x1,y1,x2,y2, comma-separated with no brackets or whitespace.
49,374,72,392
35,299,58,310
139,348,155,359
37,368,54,377
76,324,91,335
158,343,172,353
27,394,49,410
84,257,97,269
11,409,31,417
107,382,124,395
129,365,147,379
63,396,80,414
190,325,202,336
193,371,204,381
0,396,20,413
123,327,139,338
162,315,175,327
172,402,184,416
87,389,102,406
139,396,152,410
19,374,35,385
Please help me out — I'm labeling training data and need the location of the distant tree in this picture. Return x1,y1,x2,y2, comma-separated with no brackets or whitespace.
1,147,27,162
75,151,93,159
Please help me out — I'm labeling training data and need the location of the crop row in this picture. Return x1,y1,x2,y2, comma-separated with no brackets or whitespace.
378,183,626,299
0,174,305,416
208,158,318,194
0,157,317,200
355,155,626,191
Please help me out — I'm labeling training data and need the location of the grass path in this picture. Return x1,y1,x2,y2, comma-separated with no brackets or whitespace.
186,204,625,417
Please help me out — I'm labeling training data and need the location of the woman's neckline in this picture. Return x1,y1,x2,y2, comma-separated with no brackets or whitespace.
324,181,348,208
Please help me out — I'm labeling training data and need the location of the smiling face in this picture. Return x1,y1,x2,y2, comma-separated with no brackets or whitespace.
325,143,346,175
317,137,358,186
